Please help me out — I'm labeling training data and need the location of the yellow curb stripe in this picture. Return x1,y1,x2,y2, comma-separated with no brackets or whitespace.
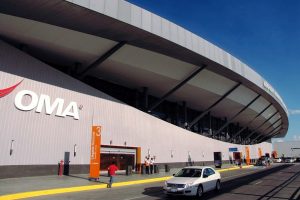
0,165,253,200
0,185,107,200
0,177,171,200
112,176,171,187
217,165,253,172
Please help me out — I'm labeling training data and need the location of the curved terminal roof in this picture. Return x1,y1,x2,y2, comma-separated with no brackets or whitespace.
0,0,288,142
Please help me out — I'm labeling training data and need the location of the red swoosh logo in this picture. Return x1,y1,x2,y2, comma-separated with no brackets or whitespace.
0,80,23,98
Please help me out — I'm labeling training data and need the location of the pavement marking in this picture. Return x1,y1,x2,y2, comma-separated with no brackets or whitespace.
254,181,263,185
122,195,147,200
223,170,256,180
0,165,253,200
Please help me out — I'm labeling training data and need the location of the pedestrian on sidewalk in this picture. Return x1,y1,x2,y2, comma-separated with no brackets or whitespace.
144,156,150,175
107,161,118,188
150,157,154,174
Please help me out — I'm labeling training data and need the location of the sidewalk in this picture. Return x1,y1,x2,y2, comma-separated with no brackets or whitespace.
0,164,252,199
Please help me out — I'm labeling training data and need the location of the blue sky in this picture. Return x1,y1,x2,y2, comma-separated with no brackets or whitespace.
128,0,300,141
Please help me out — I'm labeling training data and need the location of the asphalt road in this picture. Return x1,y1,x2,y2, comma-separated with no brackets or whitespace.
32,164,300,200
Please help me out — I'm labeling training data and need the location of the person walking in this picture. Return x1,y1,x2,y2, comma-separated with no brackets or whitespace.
107,161,118,188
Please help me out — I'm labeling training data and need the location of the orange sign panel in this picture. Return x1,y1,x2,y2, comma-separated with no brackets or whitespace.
258,147,263,158
89,126,101,179
245,146,250,165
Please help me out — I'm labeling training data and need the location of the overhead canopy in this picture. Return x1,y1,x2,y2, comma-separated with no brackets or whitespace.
0,0,288,142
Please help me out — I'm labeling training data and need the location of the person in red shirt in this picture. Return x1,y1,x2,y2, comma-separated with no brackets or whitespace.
107,161,118,188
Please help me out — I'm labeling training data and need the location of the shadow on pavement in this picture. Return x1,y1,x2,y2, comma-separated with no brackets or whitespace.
141,164,293,200
67,175,108,184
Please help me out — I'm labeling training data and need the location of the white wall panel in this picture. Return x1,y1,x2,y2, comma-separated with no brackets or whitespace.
178,26,186,47
170,22,178,44
185,31,192,50
73,0,89,7
130,4,142,28
141,9,151,32
118,0,131,24
151,14,162,35
104,0,118,19
89,0,105,13
161,18,170,40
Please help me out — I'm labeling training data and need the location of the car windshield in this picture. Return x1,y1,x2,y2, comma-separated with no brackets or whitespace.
174,168,202,177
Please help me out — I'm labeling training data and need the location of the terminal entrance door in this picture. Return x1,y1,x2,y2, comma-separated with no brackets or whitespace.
100,146,137,171
101,153,134,170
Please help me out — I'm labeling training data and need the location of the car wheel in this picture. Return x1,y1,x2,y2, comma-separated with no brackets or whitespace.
196,185,203,198
215,180,221,192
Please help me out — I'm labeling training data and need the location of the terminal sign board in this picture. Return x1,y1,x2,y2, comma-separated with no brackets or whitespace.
258,148,263,158
229,147,238,152
245,146,250,165
89,126,101,179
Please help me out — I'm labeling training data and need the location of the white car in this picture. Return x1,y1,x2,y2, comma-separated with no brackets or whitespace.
285,157,295,163
273,158,282,163
164,166,221,198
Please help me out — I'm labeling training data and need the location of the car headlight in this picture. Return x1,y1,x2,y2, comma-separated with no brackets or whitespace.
185,182,194,188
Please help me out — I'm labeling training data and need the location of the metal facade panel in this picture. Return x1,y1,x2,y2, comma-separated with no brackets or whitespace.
130,4,142,28
141,9,151,32
185,31,192,50
73,0,89,7
178,26,186,47
151,14,162,36
62,0,287,116
89,0,105,13
170,22,178,44
118,0,131,24
104,0,118,19
0,40,273,166
161,18,170,40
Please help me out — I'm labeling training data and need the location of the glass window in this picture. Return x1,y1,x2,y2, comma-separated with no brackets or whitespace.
175,168,202,177
208,168,215,175
203,169,210,177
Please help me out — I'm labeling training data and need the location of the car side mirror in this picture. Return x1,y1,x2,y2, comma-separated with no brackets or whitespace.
203,174,209,178
173,174,175,176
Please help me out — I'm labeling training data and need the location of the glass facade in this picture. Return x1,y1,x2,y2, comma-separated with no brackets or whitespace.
83,76,261,144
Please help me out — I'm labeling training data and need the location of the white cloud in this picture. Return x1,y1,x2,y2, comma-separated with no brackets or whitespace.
289,109,300,115
272,138,284,143
293,135,300,141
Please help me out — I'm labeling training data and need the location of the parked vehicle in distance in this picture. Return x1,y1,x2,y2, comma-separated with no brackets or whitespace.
295,157,300,163
273,158,282,163
255,156,267,166
164,166,221,198
284,157,296,163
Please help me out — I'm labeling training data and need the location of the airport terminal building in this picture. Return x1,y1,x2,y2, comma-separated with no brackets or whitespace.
0,0,288,178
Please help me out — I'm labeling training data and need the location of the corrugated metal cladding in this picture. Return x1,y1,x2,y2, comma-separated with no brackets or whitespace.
0,40,272,166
